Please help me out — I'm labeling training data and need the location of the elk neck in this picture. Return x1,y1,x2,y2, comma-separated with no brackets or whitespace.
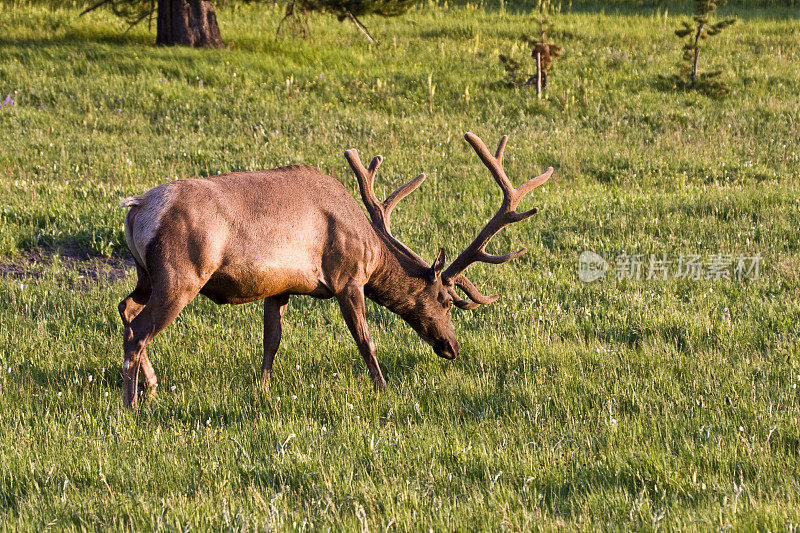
364,232,430,315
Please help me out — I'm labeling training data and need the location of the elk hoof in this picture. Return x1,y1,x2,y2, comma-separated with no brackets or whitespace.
123,390,137,409
137,380,158,399
260,372,271,392
146,382,158,401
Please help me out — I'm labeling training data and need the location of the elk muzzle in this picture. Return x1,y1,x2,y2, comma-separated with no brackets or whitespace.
433,338,459,360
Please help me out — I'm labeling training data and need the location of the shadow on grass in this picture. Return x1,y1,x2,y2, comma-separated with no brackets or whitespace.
17,360,123,397
0,26,155,48
2,19,293,54
440,0,797,19
653,73,731,98
1,238,134,286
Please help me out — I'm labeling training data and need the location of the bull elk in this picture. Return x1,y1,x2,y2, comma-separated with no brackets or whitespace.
118,133,553,408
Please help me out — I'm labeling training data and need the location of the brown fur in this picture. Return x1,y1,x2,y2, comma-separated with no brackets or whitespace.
118,133,552,408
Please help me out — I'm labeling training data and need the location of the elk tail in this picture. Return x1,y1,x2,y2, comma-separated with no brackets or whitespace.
119,196,143,208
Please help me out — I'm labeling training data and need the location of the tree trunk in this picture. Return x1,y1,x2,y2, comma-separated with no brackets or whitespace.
691,22,704,86
536,51,542,100
156,0,224,48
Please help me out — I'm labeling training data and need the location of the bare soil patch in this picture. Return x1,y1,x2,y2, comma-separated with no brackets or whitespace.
0,247,135,288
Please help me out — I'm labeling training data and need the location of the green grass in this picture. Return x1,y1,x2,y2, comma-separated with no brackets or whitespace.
1,1,800,530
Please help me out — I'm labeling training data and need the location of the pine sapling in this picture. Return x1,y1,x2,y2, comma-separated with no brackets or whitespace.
529,16,562,100
673,0,736,93
500,14,561,100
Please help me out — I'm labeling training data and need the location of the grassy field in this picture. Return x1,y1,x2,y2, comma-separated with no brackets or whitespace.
1,0,799,529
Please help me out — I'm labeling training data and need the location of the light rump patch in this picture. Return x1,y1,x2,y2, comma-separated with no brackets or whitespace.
122,184,175,271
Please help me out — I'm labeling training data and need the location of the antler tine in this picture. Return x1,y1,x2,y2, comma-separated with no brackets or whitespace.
345,149,384,224
447,286,480,310
442,133,552,308
451,274,500,305
383,173,426,234
464,132,514,201
495,135,508,163
517,167,555,197
344,148,427,258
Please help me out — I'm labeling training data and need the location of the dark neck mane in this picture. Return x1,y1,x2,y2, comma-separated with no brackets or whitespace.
365,232,429,315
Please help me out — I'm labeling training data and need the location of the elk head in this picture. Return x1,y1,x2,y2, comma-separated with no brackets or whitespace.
345,132,554,360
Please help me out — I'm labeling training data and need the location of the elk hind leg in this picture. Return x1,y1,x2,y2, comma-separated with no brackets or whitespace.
118,264,151,327
261,295,290,391
118,264,158,396
123,284,198,408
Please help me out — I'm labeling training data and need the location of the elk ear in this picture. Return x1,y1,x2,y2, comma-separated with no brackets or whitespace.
428,248,446,283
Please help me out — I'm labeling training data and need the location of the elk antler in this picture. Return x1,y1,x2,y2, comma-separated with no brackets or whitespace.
442,132,553,308
344,149,427,257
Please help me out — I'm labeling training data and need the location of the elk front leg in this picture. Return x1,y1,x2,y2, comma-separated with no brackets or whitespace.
261,295,289,391
336,286,386,391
